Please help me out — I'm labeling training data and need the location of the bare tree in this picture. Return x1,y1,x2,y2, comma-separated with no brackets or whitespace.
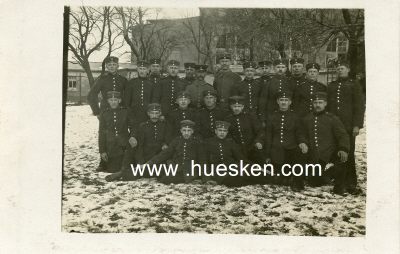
68,6,110,87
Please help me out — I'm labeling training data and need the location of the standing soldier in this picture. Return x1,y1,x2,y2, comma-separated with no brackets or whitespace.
303,92,350,195
87,56,128,172
231,61,263,120
148,58,163,91
185,64,214,109
182,62,196,88
259,59,294,121
145,120,205,184
294,63,327,117
289,58,307,88
225,96,264,163
327,61,365,194
264,91,308,190
153,60,186,117
257,60,274,86
197,89,229,139
213,53,242,109
99,91,134,173
124,60,154,129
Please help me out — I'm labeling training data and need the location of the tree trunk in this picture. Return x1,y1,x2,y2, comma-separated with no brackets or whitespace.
347,39,359,79
82,60,95,88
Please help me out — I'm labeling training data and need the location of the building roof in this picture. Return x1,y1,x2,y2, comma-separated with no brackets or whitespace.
68,61,137,72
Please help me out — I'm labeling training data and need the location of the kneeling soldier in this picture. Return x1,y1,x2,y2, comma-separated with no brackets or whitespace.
145,120,205,184
303,92,350,195
225,96,264,164
264,91,308,190
99,91,133,173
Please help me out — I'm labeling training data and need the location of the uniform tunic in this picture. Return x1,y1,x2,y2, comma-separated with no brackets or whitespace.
153,75,186,116
197,106,229,138
166,108,198,141
148,73,162,92
182,76,196,89
213,70,242,107
88,73,127,116
289,74,307,89
231,78,263,118
185,80,214,108
294,79,327,117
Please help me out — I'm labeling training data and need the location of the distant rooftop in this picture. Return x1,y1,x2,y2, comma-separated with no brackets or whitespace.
68,61,137,72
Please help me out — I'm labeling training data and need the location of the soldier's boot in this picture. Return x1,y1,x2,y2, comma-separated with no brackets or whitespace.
332,184,345,196
105,171,123,182
290,177,304,192
96,158,108,172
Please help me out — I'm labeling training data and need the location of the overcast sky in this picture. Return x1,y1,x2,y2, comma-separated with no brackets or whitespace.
68,8,200,63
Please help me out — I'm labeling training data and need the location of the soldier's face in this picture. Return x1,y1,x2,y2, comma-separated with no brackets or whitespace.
185,68,195,78
291,63,304,75
337,65,350,78
275,64,287,75
313,99,327,112
307,68,319,80
107,97,121,109
215,128,228,139
277,98,292,111
148,111,161,122
138,66,148,77
150,64,161,74
168,65,179,76
260,66,271,75
106,62,119,73
244,68,256,79
177,98,190,109
220,59,231,70
231,104,244,115
197,71,206,80
204,95,217,108
181,127,194,139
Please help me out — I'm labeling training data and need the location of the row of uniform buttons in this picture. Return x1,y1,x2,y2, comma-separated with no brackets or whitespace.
248,83,253,109
170,80,175,106
153,124,158,140
336,82,341,111
182,141,187,163
113,111,118,136
140,80,144,106
314,116,319,147
209,112,214,129
280,113,285,143
236,118,245,144
309,85,314,111
218,142,224,161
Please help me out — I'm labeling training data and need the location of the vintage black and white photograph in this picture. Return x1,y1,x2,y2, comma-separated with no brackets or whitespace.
62,6,367,236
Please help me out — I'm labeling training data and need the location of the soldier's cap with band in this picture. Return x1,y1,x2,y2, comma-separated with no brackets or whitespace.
137,60,149,68
273,59,288,66
180,119,195,129
184,63,196,69
337,60,350,68
290,58,304,65
276,91,293,100
167,60,180,66
258,60,272,67
229,95,245,105
107,91,121,99
306,62,320,71
195,64,208,72
104,56,119,64
176,91,192,100
313,92,328,101
149,58,161,65
215,120,231,130
147,103,161,112
243,61,258,69
218,53,232,61
202,89,218,98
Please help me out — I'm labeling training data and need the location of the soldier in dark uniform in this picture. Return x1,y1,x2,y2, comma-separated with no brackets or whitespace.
225,96,264,163
182,62,196,88
152,60,186,117
289,58,307,88
99,91,134,173
303,92,350,195
87,56,128,171
294,63,327,117
124,60,154,129
185,64,214,109
231,61,263,120
213,53,242,109
259,59,295,120
204,121,250,186
145,120,205,184
327,61,365,194
197,89,229,139
148,58,163,91
258,60,274,84
105,103,169,181
264,91,308,190
166,91,197,142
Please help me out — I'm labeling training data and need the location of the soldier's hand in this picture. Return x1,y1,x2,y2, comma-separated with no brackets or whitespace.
129,137,138,148
255,142,263,150
265,158,271,164
337,151,348,163
299,143,308,154
353,126,360,136
160,115,165,121
101,153,108,162
161,144,168,150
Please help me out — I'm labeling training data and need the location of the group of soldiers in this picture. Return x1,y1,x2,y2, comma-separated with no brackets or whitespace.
86,53,365,195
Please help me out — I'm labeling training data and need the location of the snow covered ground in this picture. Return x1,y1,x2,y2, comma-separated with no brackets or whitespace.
62,105,367,236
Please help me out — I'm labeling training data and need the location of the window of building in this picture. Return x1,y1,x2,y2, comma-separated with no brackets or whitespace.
68,77,77,91
326,37,348,53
